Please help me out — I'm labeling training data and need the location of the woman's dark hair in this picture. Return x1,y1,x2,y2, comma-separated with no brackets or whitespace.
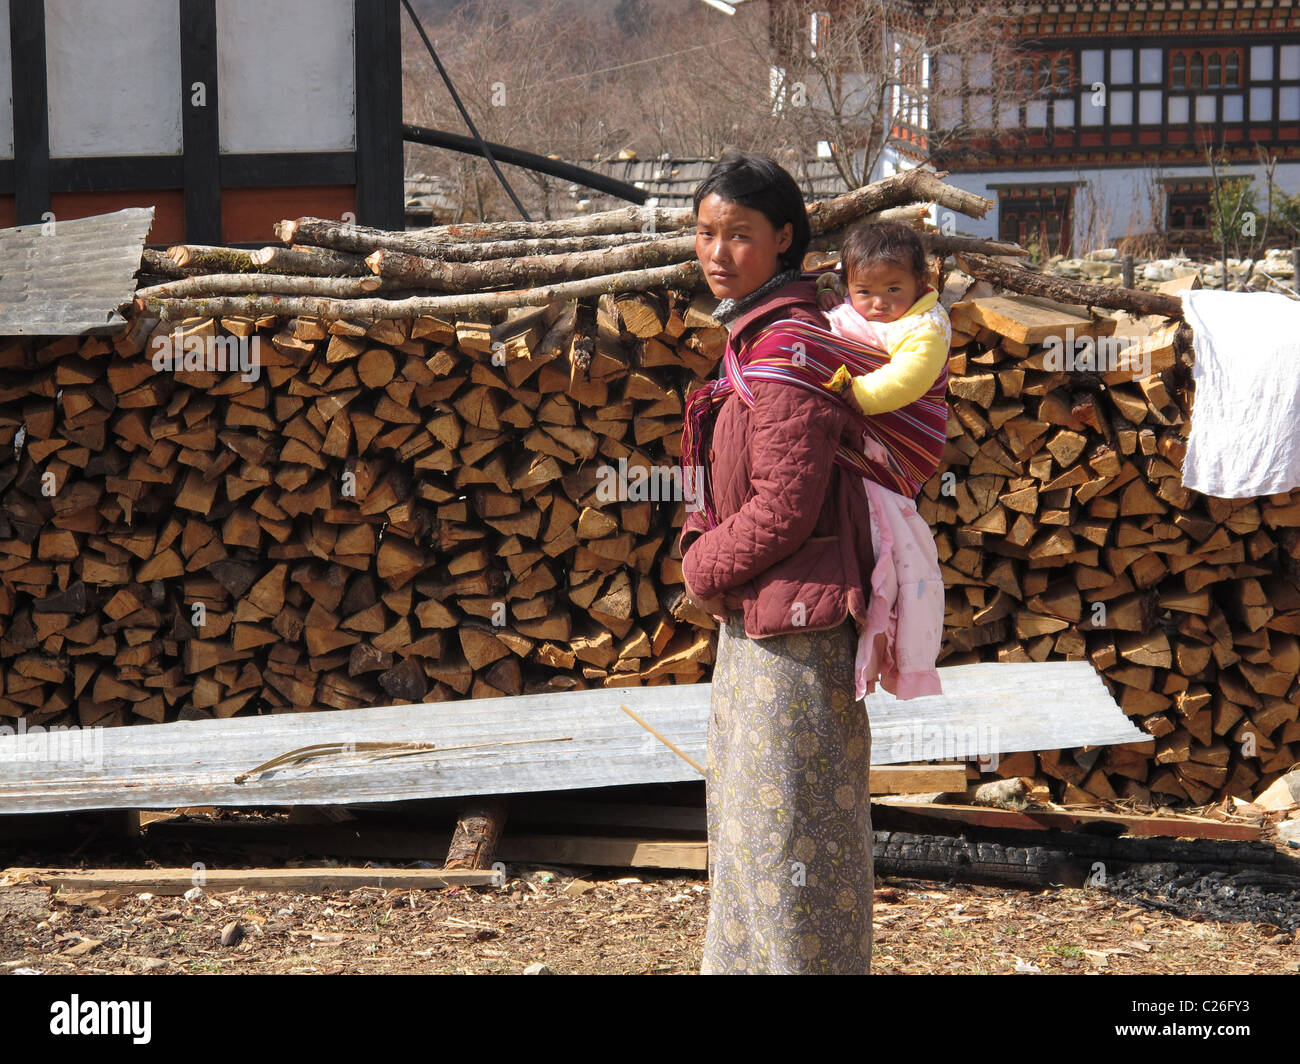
692,151,811,272
839,221,928,286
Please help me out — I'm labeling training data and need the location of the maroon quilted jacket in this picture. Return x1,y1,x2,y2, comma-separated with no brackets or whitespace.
679,279,876,638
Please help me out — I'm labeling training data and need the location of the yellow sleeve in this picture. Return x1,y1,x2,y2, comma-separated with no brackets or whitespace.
849,321,948,415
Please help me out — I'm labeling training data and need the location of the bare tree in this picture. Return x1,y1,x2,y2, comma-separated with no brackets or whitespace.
399,0,1038,219
402,0,635,221
703,0,1037,194
1070,172,1115,259
1204,141,1280,289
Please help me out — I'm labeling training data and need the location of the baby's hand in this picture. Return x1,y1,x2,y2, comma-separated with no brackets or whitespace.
826,365,853,394
815,271,844,311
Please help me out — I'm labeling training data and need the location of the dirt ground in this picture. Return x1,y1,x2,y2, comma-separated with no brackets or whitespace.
4,865,1300,975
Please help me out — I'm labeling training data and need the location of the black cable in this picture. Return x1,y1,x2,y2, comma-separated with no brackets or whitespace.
402,124,648,204
399,0,532,222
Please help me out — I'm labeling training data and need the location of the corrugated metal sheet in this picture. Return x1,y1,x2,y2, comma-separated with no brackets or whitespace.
0,207,154,335
0,662,1142,814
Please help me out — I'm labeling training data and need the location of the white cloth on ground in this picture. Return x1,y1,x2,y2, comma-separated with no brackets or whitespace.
1180,288,1300,498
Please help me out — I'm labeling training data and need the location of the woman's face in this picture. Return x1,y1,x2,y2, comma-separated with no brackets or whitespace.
694,193,793,301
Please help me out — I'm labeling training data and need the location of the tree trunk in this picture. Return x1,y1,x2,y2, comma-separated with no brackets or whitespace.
140,261,702,320
365,236,696,292
956,252,1184,319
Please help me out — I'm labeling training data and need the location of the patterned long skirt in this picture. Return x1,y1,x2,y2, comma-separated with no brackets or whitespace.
700,614,874,975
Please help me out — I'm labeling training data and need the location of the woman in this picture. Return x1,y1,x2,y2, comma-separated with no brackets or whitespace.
679,151,880,974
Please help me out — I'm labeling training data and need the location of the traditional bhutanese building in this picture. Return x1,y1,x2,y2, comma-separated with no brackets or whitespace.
770,0,1300,254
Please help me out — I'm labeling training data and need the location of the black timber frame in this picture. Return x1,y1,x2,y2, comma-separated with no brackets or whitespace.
355,0,404,229
4,0,404,233
180,0,221,243
9,0,50,223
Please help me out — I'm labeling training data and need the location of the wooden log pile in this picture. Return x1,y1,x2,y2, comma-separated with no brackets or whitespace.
0,171,1000,736
0,292,738,727
928,269,1300,807
5,167,1295,811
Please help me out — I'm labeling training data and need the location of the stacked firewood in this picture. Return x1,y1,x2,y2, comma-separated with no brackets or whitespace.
928,265,1300,806
0,295,741,723
4,165,1295,809
0,170,1004,732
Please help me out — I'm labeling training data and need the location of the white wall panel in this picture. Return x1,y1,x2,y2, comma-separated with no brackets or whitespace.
1111,91,1132,125
1282,45,1300,81
1251,45,1273,81
1139,48,1163,83
45,0,182,157
1110,49,1133,84
217,0,355,153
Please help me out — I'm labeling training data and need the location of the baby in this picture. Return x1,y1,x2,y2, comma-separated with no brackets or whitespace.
815,221,950,702
817,220,951,425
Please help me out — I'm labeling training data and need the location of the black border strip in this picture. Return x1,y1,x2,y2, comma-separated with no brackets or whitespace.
222,152,356,188
49,156,184,193
0,153,359,197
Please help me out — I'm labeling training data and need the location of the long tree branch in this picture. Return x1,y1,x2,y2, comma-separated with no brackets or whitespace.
139,262,703,321
956,252,1184,319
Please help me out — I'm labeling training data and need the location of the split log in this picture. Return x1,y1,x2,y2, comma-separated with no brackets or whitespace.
444,797,510,870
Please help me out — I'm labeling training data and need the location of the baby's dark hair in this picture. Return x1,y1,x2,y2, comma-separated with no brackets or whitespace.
839,221,928,285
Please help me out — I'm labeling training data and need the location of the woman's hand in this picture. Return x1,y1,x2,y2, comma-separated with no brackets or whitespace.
685,584,728,620
696,594,727,620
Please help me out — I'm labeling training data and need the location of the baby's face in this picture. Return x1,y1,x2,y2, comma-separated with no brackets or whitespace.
846,261,921,323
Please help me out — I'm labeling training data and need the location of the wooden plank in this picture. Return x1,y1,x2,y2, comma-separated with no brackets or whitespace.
869,801,1262,841
2,865,497,894
496,835,706,870
138,822,707,872
871,764,968,793
962,296,1099,345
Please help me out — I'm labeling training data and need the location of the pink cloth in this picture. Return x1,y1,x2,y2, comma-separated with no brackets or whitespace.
825,301,890,349
853,438,944,701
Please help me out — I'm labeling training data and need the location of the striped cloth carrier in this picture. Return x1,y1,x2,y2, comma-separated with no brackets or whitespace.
680,317,949,530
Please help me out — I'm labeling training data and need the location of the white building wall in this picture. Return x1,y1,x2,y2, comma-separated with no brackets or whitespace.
881,146,1300,254
45,0,183,157
217,0,355,154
